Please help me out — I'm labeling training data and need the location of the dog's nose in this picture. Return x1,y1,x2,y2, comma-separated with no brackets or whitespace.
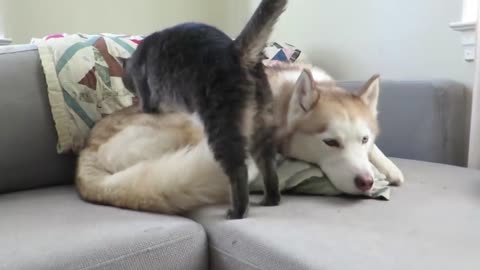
354,174,374,191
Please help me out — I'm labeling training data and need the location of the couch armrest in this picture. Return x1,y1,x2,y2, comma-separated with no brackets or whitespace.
0,45,76,194
338,80,468,166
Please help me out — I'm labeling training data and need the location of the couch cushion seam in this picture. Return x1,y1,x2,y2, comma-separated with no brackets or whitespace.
78,231,200,270
210,244,265,270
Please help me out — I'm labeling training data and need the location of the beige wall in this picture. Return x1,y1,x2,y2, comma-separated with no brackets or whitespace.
207,0,250,37
0,0,5,38
4,0,221,44
222,0,475,89
3,0,474,85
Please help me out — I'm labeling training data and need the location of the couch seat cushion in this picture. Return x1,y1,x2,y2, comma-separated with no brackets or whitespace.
189,159,480,270
0,186,207,270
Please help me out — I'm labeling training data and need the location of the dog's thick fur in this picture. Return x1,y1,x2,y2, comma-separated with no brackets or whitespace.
121,0,287,219
76,63,404,215
267,63,404,193
76,105,231,213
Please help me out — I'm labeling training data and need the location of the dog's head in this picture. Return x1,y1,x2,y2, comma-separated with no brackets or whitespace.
278,69,380,194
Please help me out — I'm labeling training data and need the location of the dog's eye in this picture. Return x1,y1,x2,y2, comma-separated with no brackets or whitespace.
323,139,341,148
362,136,369,144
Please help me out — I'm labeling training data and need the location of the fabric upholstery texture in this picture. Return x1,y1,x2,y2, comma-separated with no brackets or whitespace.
0,45,76,194
0,186,207,270
263,42,307,65
339,80,468,166
190,158,480,270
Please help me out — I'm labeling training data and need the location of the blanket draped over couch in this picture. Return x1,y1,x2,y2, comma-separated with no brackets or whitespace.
33,34,141,153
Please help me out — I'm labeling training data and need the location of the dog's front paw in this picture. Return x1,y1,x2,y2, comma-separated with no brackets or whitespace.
386,167,405,186
260,193,281,206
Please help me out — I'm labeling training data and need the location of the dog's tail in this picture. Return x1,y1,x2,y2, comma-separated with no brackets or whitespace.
234,0,288,67
76,140,230,214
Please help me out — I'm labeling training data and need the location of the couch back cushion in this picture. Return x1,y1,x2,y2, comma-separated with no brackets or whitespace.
0,45,75,194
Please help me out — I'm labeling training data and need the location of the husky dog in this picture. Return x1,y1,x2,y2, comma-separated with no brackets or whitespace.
267,63,404,193
76,63,404,215
120,0,288,219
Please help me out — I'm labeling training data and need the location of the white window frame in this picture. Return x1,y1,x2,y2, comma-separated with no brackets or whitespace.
450,0,478,61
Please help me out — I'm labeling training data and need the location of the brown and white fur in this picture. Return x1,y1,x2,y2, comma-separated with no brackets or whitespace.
76,63,404,214
267,63,404,194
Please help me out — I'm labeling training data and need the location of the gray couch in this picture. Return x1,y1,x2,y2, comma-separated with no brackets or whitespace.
1,44,478,270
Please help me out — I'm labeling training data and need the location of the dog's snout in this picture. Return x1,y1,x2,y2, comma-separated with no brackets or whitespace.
354,174,373,191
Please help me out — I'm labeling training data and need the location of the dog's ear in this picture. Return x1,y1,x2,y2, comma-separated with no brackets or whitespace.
293,69,319,111
358,74,380,115
287,69,319,127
